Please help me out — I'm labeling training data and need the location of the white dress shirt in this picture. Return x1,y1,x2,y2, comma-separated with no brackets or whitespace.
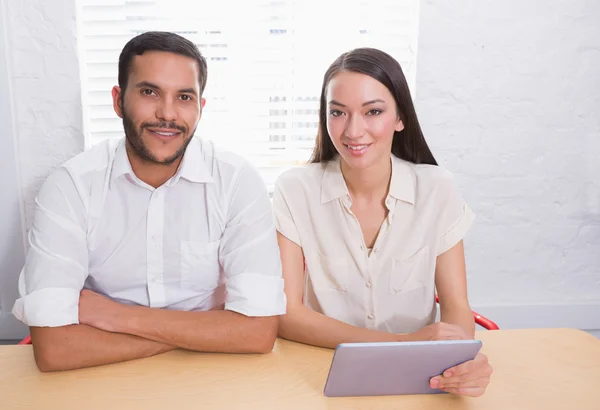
273,155,474,334
13,137,286,327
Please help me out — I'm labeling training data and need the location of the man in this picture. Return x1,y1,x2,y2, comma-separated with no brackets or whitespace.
12,31,286,371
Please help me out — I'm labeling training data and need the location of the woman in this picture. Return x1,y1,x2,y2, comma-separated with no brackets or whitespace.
273,48,492,396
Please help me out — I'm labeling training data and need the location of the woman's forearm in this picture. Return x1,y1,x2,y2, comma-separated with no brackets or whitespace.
279,305,406,348
440,305,476,338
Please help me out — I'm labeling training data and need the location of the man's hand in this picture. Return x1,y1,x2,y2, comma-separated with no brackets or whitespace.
78,289,129,333
430,352,493,397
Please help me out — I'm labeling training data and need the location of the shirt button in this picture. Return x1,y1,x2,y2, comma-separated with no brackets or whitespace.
360,245,365,251
366,281,372,288
367,314,374,320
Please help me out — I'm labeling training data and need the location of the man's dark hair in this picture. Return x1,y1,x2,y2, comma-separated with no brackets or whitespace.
118,31,208,95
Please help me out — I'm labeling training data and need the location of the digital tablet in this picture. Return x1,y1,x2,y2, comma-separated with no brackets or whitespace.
323,339,482,397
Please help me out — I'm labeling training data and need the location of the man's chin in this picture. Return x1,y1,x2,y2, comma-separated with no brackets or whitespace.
129,132,193,166
142,139,186,160
151,152,185,165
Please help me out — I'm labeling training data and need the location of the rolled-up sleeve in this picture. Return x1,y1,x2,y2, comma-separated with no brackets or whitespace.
219,163,286,317
436,173,476,256
12,167,88,327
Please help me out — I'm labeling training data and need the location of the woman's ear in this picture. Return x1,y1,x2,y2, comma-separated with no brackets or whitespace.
395,119,405,132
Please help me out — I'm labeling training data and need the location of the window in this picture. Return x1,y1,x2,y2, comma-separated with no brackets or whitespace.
77,0,420,191
269,134,286,142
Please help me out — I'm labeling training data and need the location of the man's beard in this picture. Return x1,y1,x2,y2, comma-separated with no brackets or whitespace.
122,108,196,166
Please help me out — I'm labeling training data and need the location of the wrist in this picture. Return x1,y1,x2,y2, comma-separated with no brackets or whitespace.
395,333,413,342
112,303,136,334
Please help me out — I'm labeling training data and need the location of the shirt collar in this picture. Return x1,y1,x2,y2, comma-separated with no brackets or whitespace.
110,140,133,185
171,138,214,185
388,155,415,205
320,154,415,205
320,158,348,204
110,138,214,188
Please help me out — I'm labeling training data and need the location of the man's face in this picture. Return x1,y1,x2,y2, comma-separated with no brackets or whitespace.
112,50,206,165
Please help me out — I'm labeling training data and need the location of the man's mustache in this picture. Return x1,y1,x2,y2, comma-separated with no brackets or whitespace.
141,121,187,133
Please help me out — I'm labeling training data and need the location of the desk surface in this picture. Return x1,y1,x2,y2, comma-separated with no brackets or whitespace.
1,328,599,410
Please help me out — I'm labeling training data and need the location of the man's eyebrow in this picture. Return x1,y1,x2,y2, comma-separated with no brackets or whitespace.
178,87,197,94
134,81,160,89
134,82,198,95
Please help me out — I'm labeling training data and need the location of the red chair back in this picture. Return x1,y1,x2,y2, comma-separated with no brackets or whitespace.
18,335,32,345
435,295,499,330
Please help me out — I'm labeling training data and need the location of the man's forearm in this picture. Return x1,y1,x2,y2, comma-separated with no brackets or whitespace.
113,307,278,353
30,324,175,372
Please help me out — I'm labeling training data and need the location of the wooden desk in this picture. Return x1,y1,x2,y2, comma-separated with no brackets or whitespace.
0,328,599,409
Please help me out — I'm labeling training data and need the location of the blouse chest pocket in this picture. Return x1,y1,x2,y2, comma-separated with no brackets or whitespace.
307,252,348,292
180,240,221,291
390,246,431,294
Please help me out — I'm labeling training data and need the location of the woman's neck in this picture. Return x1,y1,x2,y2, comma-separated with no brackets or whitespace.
341,156,392,203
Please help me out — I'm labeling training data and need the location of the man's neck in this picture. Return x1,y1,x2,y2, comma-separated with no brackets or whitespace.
125,142,182,189
341,156,392,204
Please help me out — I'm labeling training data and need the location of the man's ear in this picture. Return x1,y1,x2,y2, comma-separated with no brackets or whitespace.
112,86,124,118
197,97,206,120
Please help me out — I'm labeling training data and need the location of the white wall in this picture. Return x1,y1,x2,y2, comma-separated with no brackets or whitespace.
0,0,83,339
416,0,600,332
0,0,26,340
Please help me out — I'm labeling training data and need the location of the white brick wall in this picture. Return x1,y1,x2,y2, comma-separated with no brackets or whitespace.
0,0,26,340
416,0,600,330
4,0,84,229
0,0,83,339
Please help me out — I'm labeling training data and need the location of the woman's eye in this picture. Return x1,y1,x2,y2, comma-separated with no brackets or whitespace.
329,110,344,117
367,109,382,116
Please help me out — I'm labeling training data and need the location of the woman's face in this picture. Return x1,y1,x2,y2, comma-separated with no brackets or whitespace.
325,71,404,171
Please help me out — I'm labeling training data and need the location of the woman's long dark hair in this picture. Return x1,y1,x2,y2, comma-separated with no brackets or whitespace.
310,48,437,166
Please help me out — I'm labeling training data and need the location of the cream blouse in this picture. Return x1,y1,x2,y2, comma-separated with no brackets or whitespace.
273,155,475,333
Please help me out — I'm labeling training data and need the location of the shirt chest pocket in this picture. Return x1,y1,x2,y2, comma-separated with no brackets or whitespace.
180,240,221,291
390,246,431,294
308,252,348,292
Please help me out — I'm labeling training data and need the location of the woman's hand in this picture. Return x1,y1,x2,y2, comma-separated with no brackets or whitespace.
404,322,472,341
430,352,493,397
